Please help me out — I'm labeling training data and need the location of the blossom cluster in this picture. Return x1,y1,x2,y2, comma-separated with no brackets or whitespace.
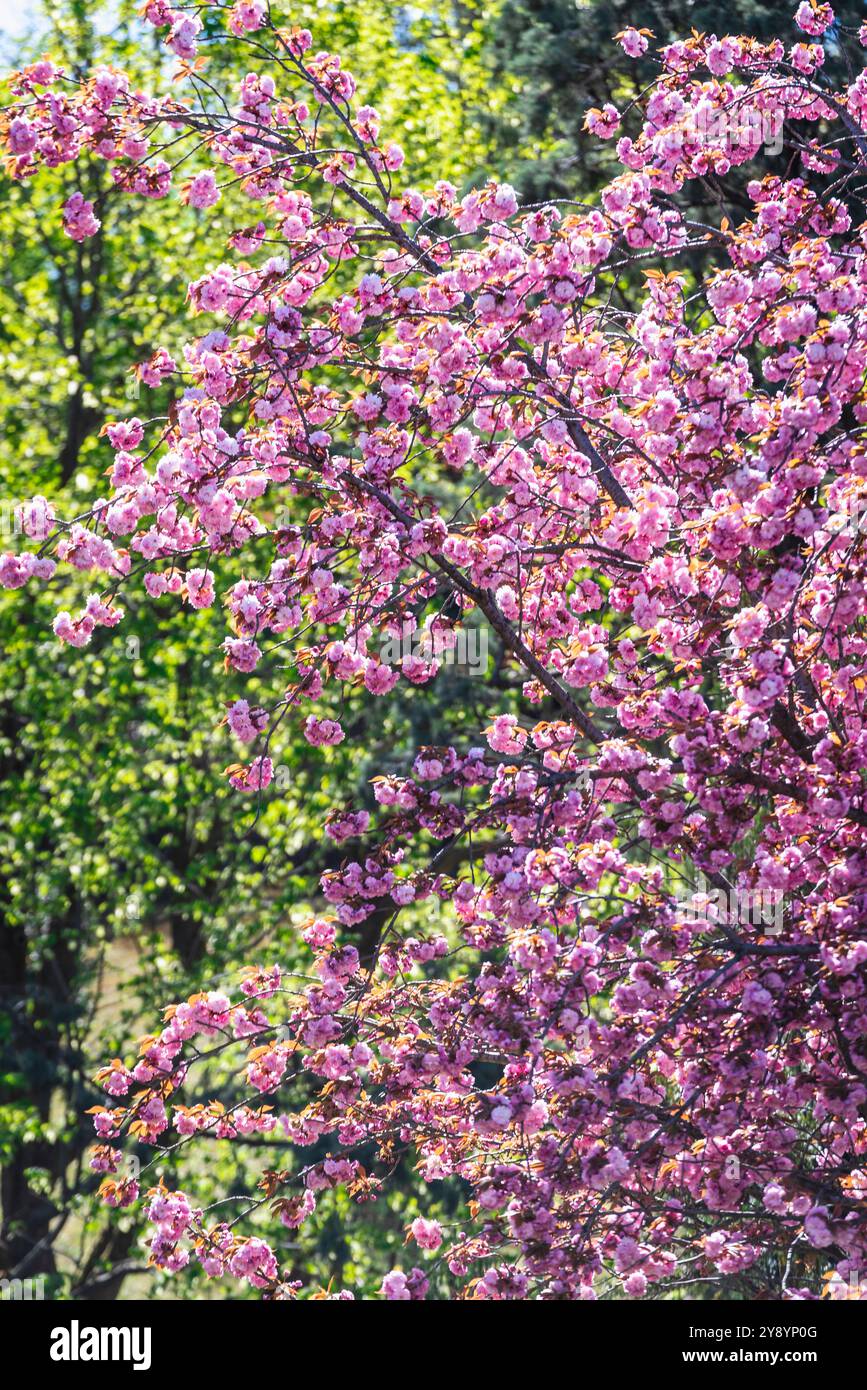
3,3,867,1298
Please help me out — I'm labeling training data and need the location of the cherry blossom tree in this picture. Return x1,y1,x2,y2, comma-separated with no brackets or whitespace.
3,0,867,1300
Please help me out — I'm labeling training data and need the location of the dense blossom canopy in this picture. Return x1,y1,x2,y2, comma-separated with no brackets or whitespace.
3,0,867,1299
